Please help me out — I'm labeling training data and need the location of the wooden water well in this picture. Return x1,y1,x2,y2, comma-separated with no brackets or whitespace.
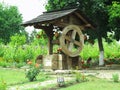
23,8,95,70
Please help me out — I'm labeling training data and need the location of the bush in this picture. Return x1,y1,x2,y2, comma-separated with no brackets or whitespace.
25,61,42,81
112,73,119,82
0,38,120,66
0,61,11,68
2,45,47,64
80,41,99,60
75,72,87,82
80,40,120,62
9,34,26,46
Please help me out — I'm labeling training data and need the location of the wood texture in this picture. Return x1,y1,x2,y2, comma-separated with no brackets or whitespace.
60,25,84,57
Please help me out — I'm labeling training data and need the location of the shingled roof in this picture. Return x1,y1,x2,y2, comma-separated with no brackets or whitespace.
23,8,95,29
23,8,77,26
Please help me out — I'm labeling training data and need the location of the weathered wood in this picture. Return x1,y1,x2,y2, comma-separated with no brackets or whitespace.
66,56,72,69
60,25,84,57
52,40,60,45
75,12,95,29
54,22,85,30
48,36,53,54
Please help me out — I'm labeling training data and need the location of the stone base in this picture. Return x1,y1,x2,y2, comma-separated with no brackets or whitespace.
36,54,81,70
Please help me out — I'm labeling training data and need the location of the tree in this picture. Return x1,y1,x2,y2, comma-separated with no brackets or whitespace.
0,3,24,44
108,1,120,41
45,0,119,66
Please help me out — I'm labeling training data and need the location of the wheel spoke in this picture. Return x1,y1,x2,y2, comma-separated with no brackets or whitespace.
60,25,83,57
68,42,74,51
72,30,77,40
74,40,82,47
64,36,71,41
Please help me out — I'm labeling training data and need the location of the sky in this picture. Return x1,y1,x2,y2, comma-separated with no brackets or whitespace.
0,0,47,33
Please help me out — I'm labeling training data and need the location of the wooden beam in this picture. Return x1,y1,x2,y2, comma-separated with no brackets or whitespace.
48,36,53,54
74,12,95,29
75,12,89,24
43,26,54,55
54,22,86,30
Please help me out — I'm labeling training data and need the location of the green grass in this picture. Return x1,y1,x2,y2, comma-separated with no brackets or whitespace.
0,68,28,85
60,76,120,90
0,67,50,86
1,67,120,90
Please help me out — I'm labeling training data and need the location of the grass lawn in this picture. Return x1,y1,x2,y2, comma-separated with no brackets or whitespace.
60,76,120,90
0,67,28,85
0,67,50,86
1,67,120,90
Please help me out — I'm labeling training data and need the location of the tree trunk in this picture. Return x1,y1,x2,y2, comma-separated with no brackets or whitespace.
98,35,104,66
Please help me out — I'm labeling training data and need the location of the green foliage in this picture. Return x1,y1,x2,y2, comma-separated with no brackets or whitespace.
0,3,24,44
26,62,41,81
0,79,7,90
112,73,119,82
45,0,79,11
75,71,81,82
109,2,120,22
0,61,11,68
0,44,4,57
30,30,48,45
80,42,99,60
2,45,47,63
80,40,120,62
9,34,26,46
75,72,87,82
0,39,120,67
108,1,120,41
104,40,120,59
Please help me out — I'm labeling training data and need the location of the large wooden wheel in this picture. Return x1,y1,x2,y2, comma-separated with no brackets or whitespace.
60,25,84,57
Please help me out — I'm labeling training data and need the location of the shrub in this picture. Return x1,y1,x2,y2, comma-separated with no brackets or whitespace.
80,40,120,63
75,72,87,82
80,42,99,60
9,34,26,46
0,61,11,68
1,39,120,66
112,73,119,82
25,61,42,81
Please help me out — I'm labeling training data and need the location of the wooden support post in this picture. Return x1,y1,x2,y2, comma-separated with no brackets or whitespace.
48,36,53,55
66,56,72,69
41,25,54,55
58,54,63,70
